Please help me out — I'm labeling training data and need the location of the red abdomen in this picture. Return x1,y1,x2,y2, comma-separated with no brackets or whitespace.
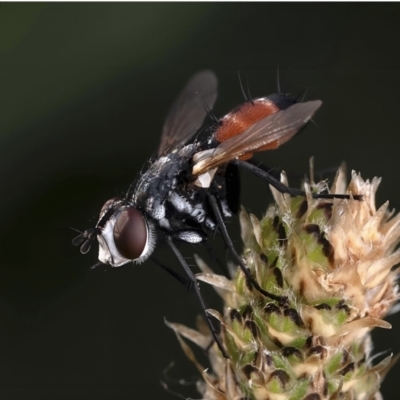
215,98,279,143
213,97,282,160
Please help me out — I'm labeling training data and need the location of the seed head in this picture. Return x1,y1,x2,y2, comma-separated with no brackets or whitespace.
167,165,399,400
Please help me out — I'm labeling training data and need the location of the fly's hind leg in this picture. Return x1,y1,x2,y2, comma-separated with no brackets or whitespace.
236,159,363,201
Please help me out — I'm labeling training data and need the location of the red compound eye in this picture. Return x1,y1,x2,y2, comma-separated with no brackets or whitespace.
113,208,147,260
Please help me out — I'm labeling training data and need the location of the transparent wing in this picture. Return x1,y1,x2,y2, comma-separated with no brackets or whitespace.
192,100,322,175
158,70,218,156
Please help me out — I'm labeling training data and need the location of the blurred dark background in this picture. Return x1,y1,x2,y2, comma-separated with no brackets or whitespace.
1,3,400,399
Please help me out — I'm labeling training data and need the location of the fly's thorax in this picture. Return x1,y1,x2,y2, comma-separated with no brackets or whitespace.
132,156,170,203
133,145,197,214
97,199,156,267
177,143,199,157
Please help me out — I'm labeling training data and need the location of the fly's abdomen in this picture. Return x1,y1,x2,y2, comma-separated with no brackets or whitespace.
213,95,297,159
215,98,280,143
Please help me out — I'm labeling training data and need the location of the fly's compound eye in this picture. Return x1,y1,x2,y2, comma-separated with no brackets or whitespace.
113,208,148,260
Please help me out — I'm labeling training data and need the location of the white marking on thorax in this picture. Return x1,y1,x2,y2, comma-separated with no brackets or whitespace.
220,199,233,218
176,231,203,243
169,192,206,223
169,192,191,213
146,198,166,220
191,204,205,222
159,218,171,230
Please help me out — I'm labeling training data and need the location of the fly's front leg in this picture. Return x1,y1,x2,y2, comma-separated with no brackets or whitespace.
151,256,190,287
166,236,229,359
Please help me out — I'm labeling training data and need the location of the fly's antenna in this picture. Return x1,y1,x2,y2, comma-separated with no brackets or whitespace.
70,226,83,235
71,227,98,254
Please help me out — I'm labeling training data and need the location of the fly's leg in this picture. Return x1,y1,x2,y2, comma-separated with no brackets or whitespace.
246,158,282,180
236,159,363,201
248,158,342,183
207,193,287,304
166,236,229,359
151,256,191,288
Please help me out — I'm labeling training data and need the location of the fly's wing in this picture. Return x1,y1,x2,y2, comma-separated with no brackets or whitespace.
158,70,218,157
192,100,322,175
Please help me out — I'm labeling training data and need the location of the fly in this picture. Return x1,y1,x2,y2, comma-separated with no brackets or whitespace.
73,70,360,358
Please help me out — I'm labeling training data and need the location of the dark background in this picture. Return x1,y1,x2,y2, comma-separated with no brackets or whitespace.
1,3,400,399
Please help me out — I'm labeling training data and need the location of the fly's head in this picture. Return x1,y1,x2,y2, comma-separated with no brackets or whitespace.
73,198,156,267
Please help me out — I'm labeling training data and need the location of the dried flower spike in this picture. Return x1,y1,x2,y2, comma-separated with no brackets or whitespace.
167,164,400,400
